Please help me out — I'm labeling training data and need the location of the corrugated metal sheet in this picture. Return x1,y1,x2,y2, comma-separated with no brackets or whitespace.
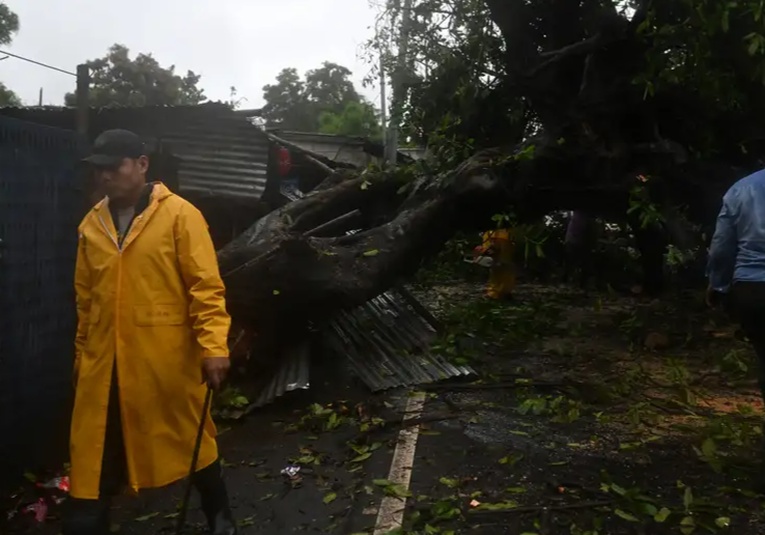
0,103,271,203
277,183,475,392
248,342,311,411
325,290,474,391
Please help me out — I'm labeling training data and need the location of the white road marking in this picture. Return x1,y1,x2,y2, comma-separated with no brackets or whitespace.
373,390,427,534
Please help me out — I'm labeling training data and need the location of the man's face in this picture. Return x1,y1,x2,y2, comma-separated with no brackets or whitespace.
96,155,148,202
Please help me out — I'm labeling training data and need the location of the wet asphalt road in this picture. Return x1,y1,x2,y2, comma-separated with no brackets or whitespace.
110,390,401,535
12,378,765,535
8,355,408,535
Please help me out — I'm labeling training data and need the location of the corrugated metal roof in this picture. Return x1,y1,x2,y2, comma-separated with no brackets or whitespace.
161,117,270,202
0,103,271,203
268,129,417,167
269,130,374,167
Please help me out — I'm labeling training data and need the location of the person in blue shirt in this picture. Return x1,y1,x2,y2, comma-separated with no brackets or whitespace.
707,168,765,402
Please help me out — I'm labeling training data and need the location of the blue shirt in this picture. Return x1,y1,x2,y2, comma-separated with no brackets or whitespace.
707,169,765,292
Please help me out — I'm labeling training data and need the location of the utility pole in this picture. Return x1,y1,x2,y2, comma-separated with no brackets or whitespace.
379,54,387,154
385,0,413,168
38,88,43,106
75,64,90,136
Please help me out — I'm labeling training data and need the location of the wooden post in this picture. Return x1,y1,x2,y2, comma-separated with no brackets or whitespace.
75,64,90,136
75,64,96,210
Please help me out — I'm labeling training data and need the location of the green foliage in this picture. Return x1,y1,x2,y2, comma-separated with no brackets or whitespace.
319,100,382,139
415,234,485,286
632,0,765,157
0,2,20,106
365,0,525,149
261,67,314,131
0,81,20,106
261,61,381,136
63,44,206,107
0,2,19,45
424,114,477,172
627,180,666,235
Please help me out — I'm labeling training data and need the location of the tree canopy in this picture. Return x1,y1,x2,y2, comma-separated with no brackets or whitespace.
261,61,381,138
352,0,765,234
0,2,20,106
0,1,18,45
0,82,20,106
64,44,206,107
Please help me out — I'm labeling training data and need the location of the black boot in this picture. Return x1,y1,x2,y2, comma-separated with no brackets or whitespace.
192,460,237,535
62,498,111,535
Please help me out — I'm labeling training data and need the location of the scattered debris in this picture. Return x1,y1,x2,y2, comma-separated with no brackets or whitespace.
280,465,302,481
6,474,70,525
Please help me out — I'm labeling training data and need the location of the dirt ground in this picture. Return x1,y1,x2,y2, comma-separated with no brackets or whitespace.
6,280,765,535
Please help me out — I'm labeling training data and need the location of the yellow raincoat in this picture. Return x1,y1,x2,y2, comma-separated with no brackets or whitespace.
479,229,516,299
70,182,231,500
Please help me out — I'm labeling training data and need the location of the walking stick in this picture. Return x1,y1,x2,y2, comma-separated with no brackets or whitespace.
175,385,213,535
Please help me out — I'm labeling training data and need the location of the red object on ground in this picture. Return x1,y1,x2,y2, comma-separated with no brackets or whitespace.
36,476,69,493
23,498,48,523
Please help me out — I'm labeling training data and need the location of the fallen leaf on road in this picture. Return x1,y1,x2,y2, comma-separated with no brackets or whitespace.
439,477,459,488
373,479,412,499
614,509,639,522
474,500,518,511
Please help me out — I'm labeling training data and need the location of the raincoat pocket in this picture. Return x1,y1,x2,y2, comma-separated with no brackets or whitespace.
133,304,187,326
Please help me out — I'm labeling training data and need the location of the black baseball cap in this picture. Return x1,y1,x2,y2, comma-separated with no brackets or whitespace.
82,129,146,167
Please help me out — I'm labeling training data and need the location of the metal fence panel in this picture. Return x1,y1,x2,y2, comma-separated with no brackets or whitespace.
0,116,85,489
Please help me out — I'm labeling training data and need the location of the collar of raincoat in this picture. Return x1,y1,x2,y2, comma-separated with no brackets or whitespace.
93,181,172,212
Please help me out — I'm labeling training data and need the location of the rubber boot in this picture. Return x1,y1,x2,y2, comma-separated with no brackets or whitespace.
192,460,237,535
61,498,110,535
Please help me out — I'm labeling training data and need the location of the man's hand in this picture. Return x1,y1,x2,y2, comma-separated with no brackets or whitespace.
706,285,725,308
201,357,230,391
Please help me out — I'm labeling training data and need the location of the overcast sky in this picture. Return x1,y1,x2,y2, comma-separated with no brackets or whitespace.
1,0,382,108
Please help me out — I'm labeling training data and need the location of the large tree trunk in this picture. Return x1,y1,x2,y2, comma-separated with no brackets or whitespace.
217,140,734,332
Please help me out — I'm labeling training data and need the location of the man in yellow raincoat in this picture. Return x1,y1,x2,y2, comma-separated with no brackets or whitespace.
475,229,517,299
64,130,236,535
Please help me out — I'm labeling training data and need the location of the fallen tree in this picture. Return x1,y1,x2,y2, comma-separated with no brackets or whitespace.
219,0,761,328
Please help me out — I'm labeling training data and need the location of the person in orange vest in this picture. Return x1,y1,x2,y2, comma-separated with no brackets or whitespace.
473,228,517,299
64,130,236,535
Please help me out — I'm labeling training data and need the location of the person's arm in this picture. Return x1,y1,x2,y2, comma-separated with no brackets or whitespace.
73,230,91,386
175,204,232,388
706,189,739,293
